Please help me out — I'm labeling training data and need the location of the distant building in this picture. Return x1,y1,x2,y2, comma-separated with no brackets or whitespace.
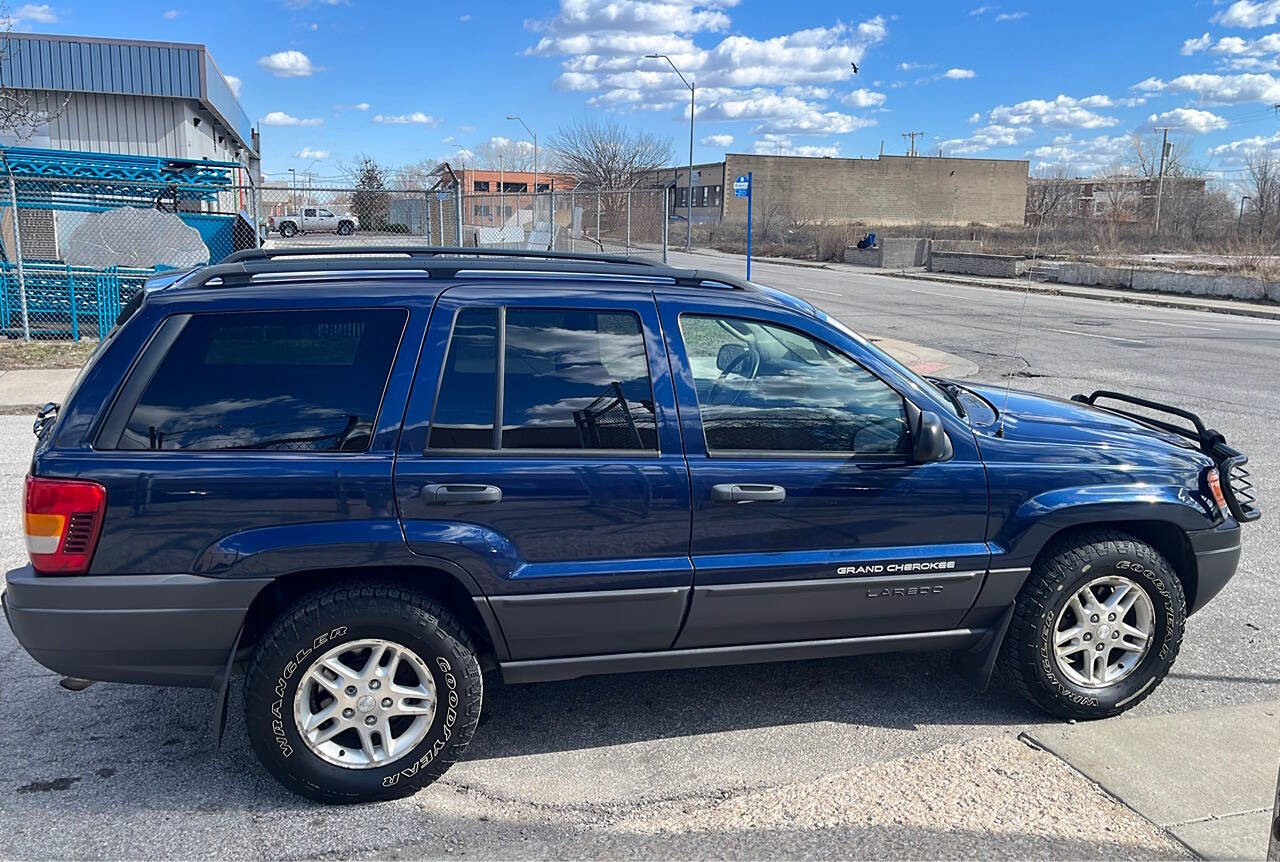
647,153,1030,227
0,33,258,180
1026,175,1208,222
426,163,577,227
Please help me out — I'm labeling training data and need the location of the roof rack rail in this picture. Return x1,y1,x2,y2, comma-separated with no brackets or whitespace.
175,255,755,293
222,245,670,268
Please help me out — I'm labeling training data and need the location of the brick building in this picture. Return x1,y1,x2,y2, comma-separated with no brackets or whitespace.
428,163,577,227
648,153,1029,227
1027,175,1208,222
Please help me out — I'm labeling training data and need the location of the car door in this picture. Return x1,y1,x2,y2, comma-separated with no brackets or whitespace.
395,285,692,660
657,291,990,649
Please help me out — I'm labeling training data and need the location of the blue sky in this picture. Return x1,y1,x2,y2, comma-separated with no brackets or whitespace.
14,0,1280,185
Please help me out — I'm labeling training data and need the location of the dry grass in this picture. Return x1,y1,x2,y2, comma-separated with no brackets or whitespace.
0,338,98,370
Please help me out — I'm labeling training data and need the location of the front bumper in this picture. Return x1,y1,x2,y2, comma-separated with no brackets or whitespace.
1188,522,1242,615
3,566,271,687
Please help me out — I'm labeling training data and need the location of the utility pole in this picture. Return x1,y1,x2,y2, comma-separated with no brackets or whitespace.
901,131,926,157
1153,126,1172,235
647,53,695,251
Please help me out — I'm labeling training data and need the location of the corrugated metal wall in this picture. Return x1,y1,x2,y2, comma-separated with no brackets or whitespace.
0,36,202,99
35,92,189,158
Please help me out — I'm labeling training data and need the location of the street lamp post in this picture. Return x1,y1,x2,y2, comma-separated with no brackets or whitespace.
288,167,296,210
647,53,694,252
506,115,538,202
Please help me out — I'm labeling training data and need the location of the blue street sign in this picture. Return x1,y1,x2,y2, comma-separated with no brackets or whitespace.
733,174,750,197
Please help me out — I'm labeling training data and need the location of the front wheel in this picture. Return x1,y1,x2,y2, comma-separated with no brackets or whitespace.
244,583,483,803
998,530,1185,720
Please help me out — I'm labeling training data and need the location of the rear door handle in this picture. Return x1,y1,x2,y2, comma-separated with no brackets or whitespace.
710,483,786,503
422,483,502,504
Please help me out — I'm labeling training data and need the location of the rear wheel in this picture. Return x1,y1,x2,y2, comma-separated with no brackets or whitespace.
998,530,1185,720
279,222,298,238
337,221,354,236
244,583,483,803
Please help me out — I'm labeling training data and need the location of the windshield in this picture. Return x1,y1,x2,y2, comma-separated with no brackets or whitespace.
816,308,962,418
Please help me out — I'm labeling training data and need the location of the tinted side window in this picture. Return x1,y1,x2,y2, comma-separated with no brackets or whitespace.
427,307,657,452
502,309,656,450
118,309,404,452
429,308,498,449
680,315,910,455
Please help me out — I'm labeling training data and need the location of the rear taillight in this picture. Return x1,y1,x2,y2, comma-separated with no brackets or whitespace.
24,475,106,575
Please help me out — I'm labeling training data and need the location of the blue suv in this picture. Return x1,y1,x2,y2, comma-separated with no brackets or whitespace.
3,247,1257,803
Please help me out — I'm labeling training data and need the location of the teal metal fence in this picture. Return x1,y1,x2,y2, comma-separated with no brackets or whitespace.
0,262,150,340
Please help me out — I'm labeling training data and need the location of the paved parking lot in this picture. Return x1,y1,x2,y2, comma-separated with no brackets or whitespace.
1,257,1276,858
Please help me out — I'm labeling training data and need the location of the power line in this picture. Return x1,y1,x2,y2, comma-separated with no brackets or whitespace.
901,131,926,157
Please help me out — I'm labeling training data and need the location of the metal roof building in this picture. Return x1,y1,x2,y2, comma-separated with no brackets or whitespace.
0,33,258,181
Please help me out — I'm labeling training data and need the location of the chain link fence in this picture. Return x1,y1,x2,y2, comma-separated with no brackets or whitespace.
1,174,260,341
1,177,670,341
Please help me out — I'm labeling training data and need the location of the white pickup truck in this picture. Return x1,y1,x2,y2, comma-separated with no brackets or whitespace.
268,208,360,237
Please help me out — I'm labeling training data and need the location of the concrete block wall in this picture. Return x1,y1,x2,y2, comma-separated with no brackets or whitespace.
931,239,983,253
930,251,1025,278
880,237,929,267
1055,261,1280,302
721,153,1028,227
844,246,881,266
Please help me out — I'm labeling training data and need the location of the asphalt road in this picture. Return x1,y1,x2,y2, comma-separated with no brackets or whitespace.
0,254,1275,858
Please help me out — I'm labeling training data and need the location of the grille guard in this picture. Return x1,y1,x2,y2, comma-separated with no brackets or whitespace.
1071,390,1260,523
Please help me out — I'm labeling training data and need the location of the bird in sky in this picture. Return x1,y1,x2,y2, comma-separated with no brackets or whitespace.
851,61,859,74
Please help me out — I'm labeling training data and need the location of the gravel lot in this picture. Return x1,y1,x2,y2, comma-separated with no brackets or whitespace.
1,257,1276,858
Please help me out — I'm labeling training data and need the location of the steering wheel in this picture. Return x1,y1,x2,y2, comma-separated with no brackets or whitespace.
706,346,760,408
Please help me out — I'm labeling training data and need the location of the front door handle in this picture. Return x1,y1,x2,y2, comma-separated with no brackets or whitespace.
710,483,786,503
422,483,503,504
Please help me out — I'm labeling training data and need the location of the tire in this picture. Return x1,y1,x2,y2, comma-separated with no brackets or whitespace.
997,529,1185,720
244,583,483,803
337,221,354,236
279,222,298,238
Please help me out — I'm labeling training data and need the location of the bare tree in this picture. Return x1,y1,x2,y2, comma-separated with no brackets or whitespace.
1244,148,1279,236
341,154,393,230
465,137,536,173
1025,163,1077,225
0,9,69,142
547,119,673,189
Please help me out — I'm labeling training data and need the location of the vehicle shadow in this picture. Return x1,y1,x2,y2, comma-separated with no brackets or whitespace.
464,648,1044,761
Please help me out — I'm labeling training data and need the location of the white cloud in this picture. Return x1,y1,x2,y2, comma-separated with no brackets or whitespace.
1208,130,1280,159
969,5,993,14
10,4,56,24
751,133,839,157
1147,107,1229,133
257,50,319,78
224,75,242,98
162,8,181,20
1160,71,1280,103
295,147,330,159
942,68,976,79
372,112,440,125
898,61,932,71
842,87,886,108
700,90,875,134
967,112,981,123
702,133,734,146
1181,32,1210,54
987,94,1119,128
460,13,471,22
995,11,1027,21
937,124,1034,156
530,4,887,135
1213,0,1280,27
354,102,370,111
260,111,323,127
1133,76,1165,92
1026,133,1132,173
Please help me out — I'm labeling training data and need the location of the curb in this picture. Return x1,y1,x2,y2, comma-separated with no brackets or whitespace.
866,270,1280,321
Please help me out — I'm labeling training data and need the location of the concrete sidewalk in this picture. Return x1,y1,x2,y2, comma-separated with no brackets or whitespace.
0,368,80,413
1024,699,1280,860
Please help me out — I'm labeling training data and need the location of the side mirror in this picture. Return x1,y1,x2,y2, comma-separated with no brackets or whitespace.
716,342,748,372
913,410,953,463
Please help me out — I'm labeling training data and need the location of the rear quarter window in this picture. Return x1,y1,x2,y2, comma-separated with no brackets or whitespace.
110,308,405,452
